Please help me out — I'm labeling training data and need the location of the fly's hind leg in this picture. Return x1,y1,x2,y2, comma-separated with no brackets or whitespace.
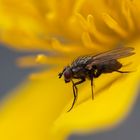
116,70,132,73
67,78,85,112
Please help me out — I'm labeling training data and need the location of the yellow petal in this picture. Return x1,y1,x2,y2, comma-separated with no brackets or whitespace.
2,66,138,140
102,13,128,38
50,66,140,140
0,0,140,140
0,70,72,140
0,38,140,140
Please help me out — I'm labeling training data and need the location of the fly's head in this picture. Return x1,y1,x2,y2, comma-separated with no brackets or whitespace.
58,66,72,83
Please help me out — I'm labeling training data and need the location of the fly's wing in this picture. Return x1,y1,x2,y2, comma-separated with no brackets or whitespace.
86,47,135,69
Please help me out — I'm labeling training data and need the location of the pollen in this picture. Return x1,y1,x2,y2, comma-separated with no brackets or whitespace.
36,54,48,64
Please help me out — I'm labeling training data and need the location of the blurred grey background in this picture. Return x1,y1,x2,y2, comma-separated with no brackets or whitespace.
0,44,140,140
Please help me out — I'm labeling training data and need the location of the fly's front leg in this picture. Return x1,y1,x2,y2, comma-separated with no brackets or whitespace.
73,78,85,95
67,80,77,112
67,78,85,112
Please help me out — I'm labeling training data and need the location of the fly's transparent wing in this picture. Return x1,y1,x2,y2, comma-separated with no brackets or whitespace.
86,47,135,69
93,47,134,59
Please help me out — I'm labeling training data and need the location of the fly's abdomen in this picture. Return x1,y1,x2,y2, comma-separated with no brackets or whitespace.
97,59,122,73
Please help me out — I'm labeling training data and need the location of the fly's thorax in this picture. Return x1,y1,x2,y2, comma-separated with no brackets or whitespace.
71,66,89,79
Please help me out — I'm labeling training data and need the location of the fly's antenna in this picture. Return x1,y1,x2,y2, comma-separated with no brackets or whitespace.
58,67,67,78
58,72,63,78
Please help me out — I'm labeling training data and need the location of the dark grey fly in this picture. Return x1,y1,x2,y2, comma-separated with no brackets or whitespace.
58,47,135,112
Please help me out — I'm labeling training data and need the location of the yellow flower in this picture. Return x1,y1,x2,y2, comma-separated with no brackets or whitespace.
0,0,140,140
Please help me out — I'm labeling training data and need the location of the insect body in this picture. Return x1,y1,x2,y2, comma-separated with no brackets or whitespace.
58,47,135,112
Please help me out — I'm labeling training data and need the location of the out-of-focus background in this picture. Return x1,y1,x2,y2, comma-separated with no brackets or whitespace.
0,44,140,140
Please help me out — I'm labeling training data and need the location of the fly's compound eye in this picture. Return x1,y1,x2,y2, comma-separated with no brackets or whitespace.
64,70,72,83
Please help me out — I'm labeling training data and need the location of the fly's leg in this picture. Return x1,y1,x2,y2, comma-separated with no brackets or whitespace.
116,70,131,73
67,81,77,112
89,69,102,100
89,73,94,100
93,69,102,78
67,78,85,112
91,77,94,100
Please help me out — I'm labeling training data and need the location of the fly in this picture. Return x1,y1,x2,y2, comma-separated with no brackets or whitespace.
58,47,135,112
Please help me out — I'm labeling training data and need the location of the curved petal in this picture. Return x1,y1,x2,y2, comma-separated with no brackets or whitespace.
0,70,72,140
0,0,140,140
0,38,140,140
49,64,140,140
0,48,139,140
48,39,140,140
